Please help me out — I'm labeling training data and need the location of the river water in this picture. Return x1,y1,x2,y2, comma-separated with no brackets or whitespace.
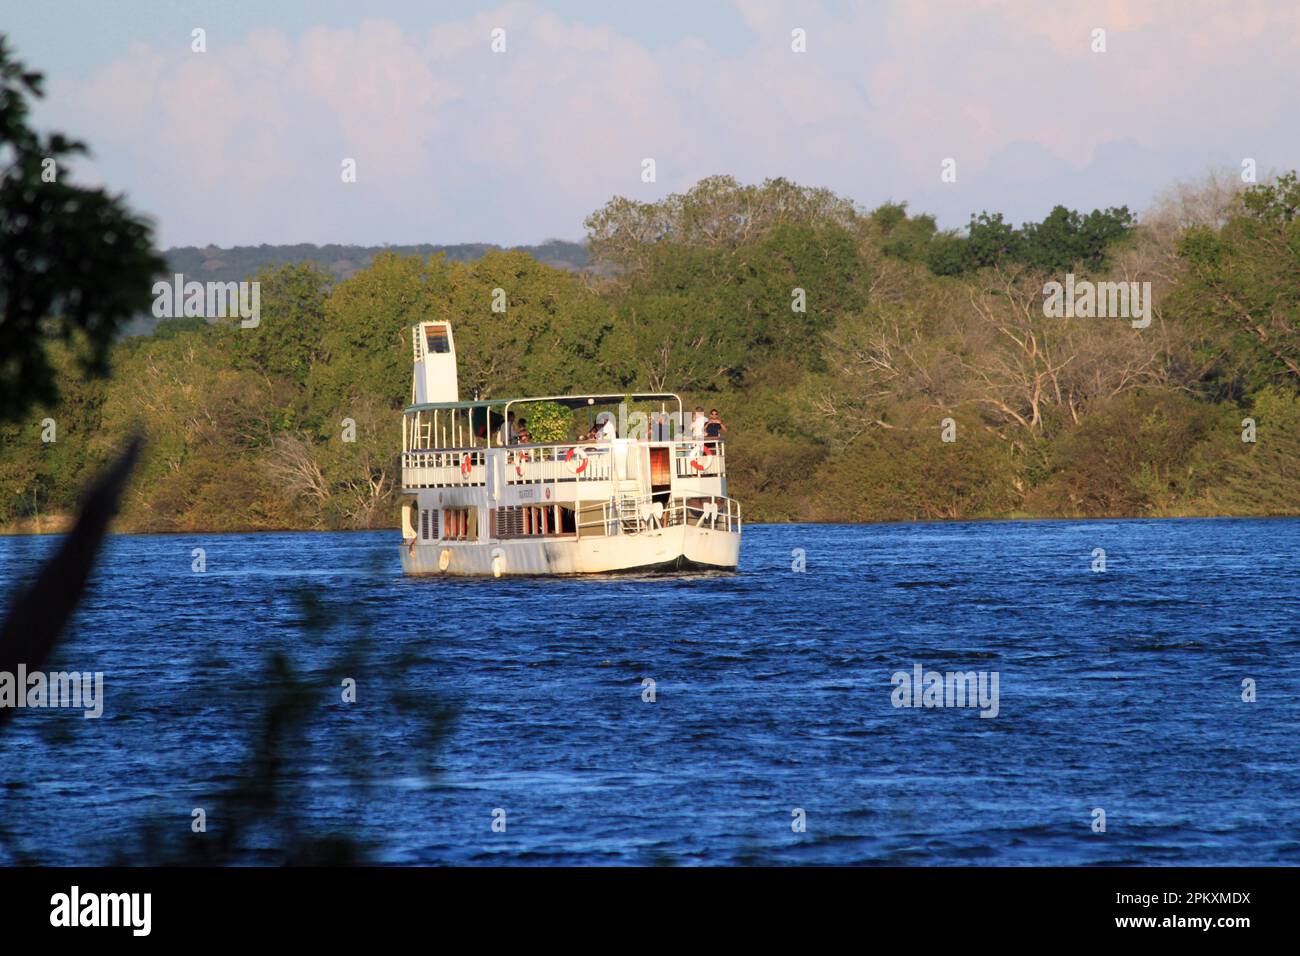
1,518,1297,865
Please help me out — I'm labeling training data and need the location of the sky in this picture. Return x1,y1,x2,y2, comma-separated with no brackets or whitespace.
4,0,1299,248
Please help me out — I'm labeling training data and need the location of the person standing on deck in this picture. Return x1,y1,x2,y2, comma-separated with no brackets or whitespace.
597,411,616,442
497,411,517,446
650,410,668,441
691,406,707,441
704,408,727,443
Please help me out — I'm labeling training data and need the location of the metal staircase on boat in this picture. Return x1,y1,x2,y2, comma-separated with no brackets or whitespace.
614,492,643,533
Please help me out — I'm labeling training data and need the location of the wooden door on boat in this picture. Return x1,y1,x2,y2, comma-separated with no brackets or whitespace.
650,447,670,486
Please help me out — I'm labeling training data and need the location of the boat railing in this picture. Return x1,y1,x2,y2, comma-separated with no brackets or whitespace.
504,439,726,483
575,493,741,537
401,449,488,488
504,443,613,484
672,440,726,478
401,443,615,488
402,439,728,489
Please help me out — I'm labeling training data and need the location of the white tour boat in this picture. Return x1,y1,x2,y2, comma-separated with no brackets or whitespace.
399,322,742,576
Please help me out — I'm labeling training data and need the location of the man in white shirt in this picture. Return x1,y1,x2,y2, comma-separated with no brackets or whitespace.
597,412,616,442
498,411,517,445
690,406,707,441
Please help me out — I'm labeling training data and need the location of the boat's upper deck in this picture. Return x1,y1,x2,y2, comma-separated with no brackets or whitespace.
403,392,683,448
401,393,728,494
403,323,729,499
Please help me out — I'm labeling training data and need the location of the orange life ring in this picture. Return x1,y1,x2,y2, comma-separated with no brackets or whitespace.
460,454,472,478
688,442,716,472
564,446,588,475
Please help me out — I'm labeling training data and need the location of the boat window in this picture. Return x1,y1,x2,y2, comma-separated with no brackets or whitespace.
495,504,572,538
442,507,476,541
424,324,450,354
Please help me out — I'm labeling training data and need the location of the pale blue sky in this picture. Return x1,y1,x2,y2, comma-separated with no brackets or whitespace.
4,0,762,72
5,0,1297,248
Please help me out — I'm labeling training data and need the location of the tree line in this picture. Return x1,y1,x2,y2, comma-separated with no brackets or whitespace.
4,170,1298,531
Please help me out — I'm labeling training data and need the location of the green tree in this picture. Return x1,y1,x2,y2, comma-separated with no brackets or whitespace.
441,249,610,398
965,211,1022,270
520,401,573,443
584,175,860,273
1174,171,1300,395
224,262,331,387
920,205,1134,277
872,201,938,261
306,252,455,426
1029,390,1219,516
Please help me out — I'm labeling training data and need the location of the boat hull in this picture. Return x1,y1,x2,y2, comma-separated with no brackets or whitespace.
400,522,739,576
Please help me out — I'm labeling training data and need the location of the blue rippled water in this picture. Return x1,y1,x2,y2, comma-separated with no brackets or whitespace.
1,518,1298,865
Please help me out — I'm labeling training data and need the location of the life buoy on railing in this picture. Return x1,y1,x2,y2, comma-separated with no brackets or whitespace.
460,454,473,478
514,451,529,478
688,442,716,473
564,446,588,475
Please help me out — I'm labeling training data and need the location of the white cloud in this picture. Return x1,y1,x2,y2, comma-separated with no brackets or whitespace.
37,0,1300,246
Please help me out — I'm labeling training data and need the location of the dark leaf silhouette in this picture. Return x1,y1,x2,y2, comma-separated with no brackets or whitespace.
0,436,140,728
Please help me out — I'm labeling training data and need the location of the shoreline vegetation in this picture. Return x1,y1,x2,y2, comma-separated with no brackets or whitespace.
5,173,1299,533
4,510,1299,539
1,515,74,536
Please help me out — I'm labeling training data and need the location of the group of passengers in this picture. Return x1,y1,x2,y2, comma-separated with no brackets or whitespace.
497,407,728,446
644,407,728,442
691,407,727,441
498,412,531,446
590,407,728,443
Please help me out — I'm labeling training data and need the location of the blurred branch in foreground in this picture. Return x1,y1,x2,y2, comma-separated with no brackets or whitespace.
1,34,162,729
0,435,140,729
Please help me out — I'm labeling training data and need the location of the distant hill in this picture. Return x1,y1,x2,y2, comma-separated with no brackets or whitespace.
126,239,591,336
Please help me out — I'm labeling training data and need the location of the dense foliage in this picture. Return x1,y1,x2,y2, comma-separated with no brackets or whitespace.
4,172,1298,532
917,206,1136,277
